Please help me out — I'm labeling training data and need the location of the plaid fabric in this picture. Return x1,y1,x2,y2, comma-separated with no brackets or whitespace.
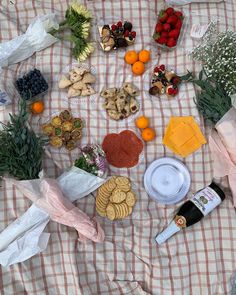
1,0,236,294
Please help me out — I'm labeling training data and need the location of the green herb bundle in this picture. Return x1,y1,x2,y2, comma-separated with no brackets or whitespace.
0,99,46,180
182,71,232,125
51,2,94,62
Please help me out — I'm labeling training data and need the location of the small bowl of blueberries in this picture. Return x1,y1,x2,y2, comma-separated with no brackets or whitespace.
15,68,49,101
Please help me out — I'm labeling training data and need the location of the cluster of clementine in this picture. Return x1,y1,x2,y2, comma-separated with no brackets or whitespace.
124,49,151,75
135,115,156,142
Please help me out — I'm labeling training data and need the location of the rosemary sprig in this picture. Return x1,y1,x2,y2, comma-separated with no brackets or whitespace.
0,99,47,180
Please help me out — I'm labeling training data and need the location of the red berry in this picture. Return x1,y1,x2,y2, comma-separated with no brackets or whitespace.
172,76,181,85
163,23,171,32
168,29,180,39
155,22,163,33
124,30,130,37
131,31,136,38
166,37,177,47
166,15,178,25
111,24,117,31
159,10,168,23
160,64,165,71
165,7,174,16
117,21,122,27
175,19,182,30
156,36,167,45
173,88,179,95
161,31,168,38
175,11,183,19
154,67,160,73
167,87,175,95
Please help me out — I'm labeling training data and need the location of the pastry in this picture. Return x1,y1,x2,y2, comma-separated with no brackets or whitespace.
59,75,72,89
68,86,81,98
51,116,62,127
82,72,96,84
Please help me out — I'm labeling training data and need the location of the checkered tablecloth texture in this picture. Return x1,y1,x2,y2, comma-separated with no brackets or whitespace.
1,0,236,294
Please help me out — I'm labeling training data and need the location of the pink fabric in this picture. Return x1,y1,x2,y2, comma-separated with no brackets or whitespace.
15,178,105,243
209,108,236,206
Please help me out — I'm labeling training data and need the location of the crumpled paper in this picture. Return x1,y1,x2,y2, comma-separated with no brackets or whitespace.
0,14,58,68
209,107,236,206
0,167,106,267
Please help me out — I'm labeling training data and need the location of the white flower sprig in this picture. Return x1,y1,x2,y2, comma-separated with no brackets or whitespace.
191,22,236,96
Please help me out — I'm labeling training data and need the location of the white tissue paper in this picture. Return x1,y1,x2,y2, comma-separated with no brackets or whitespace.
165,0,223,5
0,167,106,267
0,14,59,68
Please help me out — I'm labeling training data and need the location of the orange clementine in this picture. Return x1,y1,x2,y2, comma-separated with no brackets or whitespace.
135,116,149,129
141,127,156,142
138,50,151,63
124,50,139,65
132,61,145,75
30,101,44,114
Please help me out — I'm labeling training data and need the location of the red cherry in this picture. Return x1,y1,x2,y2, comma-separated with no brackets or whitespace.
111,24,117,31
131,31,136,38
124,30,130,37
154,67,160,73
160,64,165,71
168,88,175,95
117,21,122,27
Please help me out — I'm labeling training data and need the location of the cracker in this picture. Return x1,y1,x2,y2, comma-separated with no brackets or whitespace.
127,206,133,215
96,205,107,217
116,183,131,192
110,189,126,204
106,203,116,220
126,191,136,207
115,176,130,186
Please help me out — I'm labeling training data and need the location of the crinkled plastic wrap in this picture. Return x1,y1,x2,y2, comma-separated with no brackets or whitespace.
0,14,59,68
0,167,106,266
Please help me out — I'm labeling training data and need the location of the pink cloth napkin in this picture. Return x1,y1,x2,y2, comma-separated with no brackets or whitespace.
209,108,236,206
15,178,105,243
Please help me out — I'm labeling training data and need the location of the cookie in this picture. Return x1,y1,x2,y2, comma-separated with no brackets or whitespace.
106,203,116,220
126,191,136,207
110,189,126,204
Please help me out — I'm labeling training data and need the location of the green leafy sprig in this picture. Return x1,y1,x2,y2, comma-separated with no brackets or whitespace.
0,99,47,180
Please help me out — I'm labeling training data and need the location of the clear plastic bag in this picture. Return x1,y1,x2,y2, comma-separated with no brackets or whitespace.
165,0,224,5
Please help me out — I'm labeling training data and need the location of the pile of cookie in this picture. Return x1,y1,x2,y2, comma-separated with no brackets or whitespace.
96,176,137,220
59,66,96,98
101,82,140,121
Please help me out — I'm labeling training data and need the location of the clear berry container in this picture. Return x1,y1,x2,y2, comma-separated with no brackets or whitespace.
152,7,188,51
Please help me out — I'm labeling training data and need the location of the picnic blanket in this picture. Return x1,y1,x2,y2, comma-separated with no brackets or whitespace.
1,0,236,294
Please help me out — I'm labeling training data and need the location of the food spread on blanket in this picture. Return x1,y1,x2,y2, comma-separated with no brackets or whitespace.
98,21,136,51
42,110,84,150
153,7,184,48
102,130,143,168
124,49,151,75
163,116,207,157
96,176,137,220
15,68,48,100
59,66,96,98
149,64,181,97
74,144,108,177
101,83,140,120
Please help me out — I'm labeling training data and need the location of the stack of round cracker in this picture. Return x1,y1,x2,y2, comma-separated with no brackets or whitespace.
96,176,137,220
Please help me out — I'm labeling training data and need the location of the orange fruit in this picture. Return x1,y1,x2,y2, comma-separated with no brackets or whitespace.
141,127,156,142
124,50,139,65
138,50,151,63
132,61,145,75
30,101,44,114
135,116,149,129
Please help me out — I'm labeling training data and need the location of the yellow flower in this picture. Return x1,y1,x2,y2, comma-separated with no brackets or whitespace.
70,1,92,19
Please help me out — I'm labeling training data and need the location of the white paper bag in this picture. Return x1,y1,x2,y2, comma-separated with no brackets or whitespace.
0,14,58,68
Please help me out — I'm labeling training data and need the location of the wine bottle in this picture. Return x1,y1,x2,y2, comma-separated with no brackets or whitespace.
155,182,225,244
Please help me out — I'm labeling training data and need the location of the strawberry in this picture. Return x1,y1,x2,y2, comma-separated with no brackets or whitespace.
161,31,168,38
166,37,177,47
163,23,171,32
159,10,168,23
159,64,165,71
117,21,123,27
111,24,117,31
168,29,180,39
124,30,130,37
131,31,136,38
154,67,160,73
156,36,167,45
172,76,181,85
175,11,183,19
175,19,182,30
155,22,163,33
165,7,174,16
166,15,178,26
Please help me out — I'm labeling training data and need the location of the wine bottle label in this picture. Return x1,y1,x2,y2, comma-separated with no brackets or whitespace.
174,215,186,228
190,186,222,216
